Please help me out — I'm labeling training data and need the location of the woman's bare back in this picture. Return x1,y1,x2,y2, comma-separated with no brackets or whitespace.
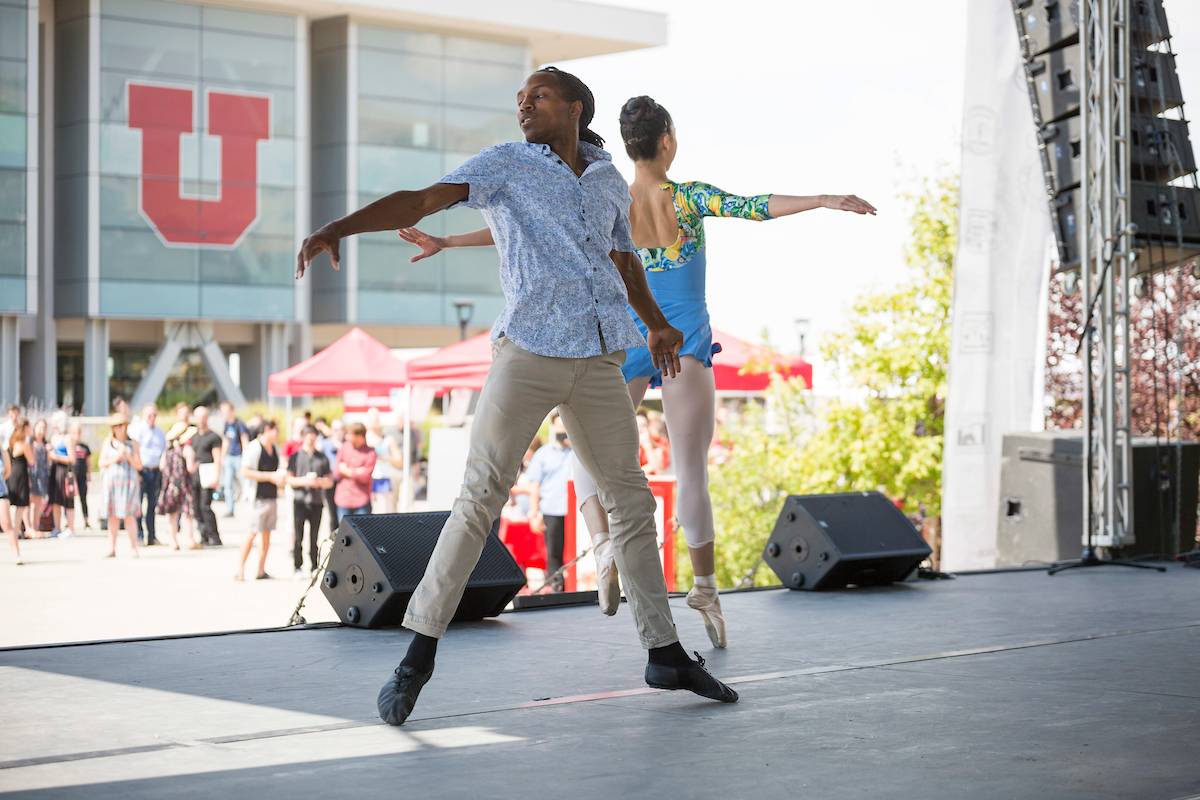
628,181,680,250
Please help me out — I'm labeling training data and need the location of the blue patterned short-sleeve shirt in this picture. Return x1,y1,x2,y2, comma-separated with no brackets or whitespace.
439,141,646,359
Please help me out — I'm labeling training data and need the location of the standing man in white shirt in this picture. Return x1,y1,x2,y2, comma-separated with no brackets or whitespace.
527,413,573,592
133,405,166,546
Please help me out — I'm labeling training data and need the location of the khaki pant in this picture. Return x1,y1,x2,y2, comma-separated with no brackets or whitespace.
404,337,678,649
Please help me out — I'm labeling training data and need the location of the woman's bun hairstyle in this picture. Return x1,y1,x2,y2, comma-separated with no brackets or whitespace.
619,96,673,161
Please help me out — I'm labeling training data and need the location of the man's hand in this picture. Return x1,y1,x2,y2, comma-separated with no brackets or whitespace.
296,224,342,279
530,512,546,533
646,325,684,380
397,227,446,263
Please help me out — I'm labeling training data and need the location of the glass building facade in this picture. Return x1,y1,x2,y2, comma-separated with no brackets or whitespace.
0,0,662,410
0,0,33,315
56,0,302,320
311,18,526,326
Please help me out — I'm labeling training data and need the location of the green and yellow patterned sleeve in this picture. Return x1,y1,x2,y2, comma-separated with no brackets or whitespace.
678,181,773,221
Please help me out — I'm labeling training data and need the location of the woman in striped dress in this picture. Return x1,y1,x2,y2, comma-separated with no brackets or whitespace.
99,412,142,558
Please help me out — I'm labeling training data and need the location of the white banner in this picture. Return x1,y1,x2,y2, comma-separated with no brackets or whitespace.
941,0,1053,570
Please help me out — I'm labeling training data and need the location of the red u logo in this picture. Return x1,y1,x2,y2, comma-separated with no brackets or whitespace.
127,82,271,247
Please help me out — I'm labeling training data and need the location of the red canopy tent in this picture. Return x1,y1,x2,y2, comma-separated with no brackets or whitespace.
268,327,425,509
267,327,409,397
404,333,492,390
710,328,813,392
403,327,812,392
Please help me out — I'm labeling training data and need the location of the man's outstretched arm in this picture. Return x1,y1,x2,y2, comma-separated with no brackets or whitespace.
296,183,469,278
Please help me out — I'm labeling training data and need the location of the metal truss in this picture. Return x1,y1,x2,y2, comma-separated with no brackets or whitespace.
1080,0,1134,548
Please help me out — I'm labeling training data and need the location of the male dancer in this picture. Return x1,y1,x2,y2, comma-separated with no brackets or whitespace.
399,95,877,648
297,67,738,726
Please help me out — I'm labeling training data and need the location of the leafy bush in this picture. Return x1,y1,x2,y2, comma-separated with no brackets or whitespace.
676,176,957,587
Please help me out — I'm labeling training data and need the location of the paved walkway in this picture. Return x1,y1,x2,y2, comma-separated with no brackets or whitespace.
1,495,340,647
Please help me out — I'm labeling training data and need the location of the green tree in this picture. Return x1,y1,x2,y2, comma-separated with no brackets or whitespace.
687,176,957,587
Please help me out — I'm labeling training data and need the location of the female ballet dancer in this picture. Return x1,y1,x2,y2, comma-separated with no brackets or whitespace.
398,95,875,648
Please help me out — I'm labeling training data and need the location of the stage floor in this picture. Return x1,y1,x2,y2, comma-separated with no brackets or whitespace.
2,566,1199,799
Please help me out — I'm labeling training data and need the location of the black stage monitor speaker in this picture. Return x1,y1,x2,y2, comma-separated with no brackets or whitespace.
762,492,932,590
322,512,526,628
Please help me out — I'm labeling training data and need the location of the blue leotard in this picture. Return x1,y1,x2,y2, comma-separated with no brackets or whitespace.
621,181,772,387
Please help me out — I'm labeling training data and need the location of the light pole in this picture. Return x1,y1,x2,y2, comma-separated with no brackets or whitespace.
793,317,810,357
452,299,475,342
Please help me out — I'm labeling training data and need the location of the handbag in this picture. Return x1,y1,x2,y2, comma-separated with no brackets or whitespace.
37,501,55,532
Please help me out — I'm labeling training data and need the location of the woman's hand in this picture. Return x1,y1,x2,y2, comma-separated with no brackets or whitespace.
821,195,877,215
397,228,447,263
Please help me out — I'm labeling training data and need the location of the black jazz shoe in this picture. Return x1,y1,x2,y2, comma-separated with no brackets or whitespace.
377,664,434,726
645,652,739,703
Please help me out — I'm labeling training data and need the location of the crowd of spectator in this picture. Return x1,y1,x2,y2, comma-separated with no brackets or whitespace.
2,397,738,577
0,398,423,576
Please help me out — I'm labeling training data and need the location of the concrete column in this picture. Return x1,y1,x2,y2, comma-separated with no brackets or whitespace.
28,0,57,408
25,306,57,410
241,323,290,403
266,322,290,389
83,317,109,416
26,253,57,407
292,323,313,408
294,321,313,365
0,317,20,405
240,340,263,403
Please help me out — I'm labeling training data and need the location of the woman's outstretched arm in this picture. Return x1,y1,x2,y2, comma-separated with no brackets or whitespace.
768,194,876,218
396,227,494,262
682,181,876,221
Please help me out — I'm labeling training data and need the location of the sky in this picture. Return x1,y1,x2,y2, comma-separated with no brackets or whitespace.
557,0,1200,392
